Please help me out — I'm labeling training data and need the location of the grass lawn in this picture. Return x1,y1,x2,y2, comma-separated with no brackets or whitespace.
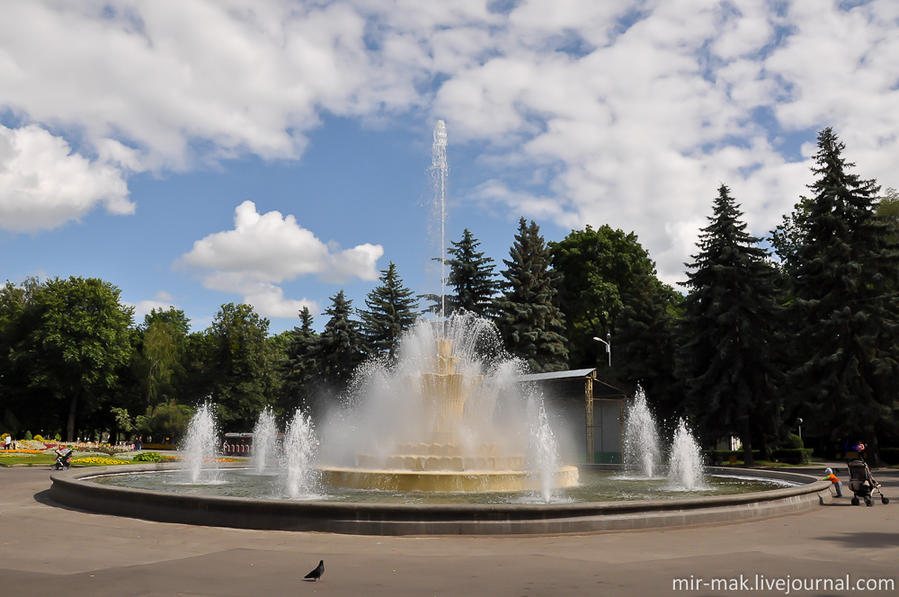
0,454,57,467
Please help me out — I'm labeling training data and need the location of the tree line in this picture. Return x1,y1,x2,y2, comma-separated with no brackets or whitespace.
1,128,897,462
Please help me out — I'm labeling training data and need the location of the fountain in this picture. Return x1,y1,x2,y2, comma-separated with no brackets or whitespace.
316,314,578,494
250,407,279,474
47,120,832,534
181,402,218,484
284,409,318,498
622,388,662,478
667,418,707,490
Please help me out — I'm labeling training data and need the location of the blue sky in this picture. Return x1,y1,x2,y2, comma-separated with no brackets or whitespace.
1,1,897,333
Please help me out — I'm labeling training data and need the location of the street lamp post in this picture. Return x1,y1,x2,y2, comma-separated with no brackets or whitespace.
592,332,611,368
796,418,803,442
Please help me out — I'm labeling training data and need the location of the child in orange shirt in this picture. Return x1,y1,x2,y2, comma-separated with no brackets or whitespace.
823,467,843,497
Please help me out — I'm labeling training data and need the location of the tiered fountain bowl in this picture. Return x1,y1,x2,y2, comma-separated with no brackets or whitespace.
318,338,578,492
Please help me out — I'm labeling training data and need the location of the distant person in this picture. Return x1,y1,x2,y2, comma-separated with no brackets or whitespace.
3,434,11,450
823,467,843,497
135,435,143,451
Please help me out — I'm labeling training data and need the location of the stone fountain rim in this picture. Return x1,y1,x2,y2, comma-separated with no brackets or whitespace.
48,463,831,535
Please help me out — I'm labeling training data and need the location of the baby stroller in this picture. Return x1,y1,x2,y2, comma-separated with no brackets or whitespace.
846,445,889,507
53,448,74,470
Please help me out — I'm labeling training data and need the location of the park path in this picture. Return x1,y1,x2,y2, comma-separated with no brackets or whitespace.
1,466,896,596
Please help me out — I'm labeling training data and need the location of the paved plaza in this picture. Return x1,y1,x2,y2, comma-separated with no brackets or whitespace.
1,466,896,596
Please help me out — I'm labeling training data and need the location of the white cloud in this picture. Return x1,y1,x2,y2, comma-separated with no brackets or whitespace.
128,291,179,322
179,200,382,317
2,0,898,285
0,124,132,232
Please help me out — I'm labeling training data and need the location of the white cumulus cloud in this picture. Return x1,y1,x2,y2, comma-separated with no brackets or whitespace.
0,124,132,232
179,200,382,317
2,0,898,286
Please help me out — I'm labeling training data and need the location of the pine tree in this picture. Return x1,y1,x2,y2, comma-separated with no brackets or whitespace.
446,229,501,318
495,218,568,372
678,185,781,465
281,306,319,412
421,229,500,318
315,291,365,394
784,128,899,456
359,262,418,360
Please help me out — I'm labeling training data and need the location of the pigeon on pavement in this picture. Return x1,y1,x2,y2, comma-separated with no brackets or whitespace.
304,560,324,582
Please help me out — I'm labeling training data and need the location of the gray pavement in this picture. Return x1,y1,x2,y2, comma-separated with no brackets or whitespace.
1,466,897,596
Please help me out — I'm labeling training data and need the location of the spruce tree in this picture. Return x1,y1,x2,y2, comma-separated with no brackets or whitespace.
422,229,500,318
784,128,899,456
679,185,781,465
315,290,364,394
446,229,501,318
495,218,568,372
281,306,319,412
359,262,418,360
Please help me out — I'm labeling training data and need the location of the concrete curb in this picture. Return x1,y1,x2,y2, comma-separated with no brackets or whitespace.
49,464,831,536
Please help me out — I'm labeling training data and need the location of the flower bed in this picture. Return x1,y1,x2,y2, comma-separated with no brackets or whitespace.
71,456,132,466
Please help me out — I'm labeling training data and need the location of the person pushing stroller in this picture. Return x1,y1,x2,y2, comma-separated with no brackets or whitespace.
846,443,890,507
53,446,74,470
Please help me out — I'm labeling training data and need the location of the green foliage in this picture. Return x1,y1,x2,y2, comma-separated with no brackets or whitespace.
11,277,134,440
134,401,194,443
784,433,804,449
206,303,279,431
550,224,682,417
133,451,165,462
280,307,319,413
139,319,183,405
424,229,500,318
24,430,32,440
782,128,899,451
360,262,418,360
678,185,782,465
495,218,568,372
315,291,365,393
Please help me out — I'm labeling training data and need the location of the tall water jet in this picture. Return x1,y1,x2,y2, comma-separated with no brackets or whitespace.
622,388,662,478
528,398,562,503
284,409,318,498
432,119,448,325
667,418,706,490
181,402,218,484
251,407,279,474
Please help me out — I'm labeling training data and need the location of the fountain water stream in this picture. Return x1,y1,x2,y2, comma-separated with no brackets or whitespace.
284,409,318,498
250,406,279,474
181,402,218,484
667,418,707,490
622,388,662,478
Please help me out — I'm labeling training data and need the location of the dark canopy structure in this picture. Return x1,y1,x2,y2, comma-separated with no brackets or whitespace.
519,368,626,463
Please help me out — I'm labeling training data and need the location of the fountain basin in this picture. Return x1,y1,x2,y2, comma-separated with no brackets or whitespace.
319,464,579,492
49,464,831,535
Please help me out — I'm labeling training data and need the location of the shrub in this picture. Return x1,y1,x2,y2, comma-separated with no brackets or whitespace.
784,433,804,449
133,451,164,463
33,434,44,441
24,430,32,440
54,433,62,441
